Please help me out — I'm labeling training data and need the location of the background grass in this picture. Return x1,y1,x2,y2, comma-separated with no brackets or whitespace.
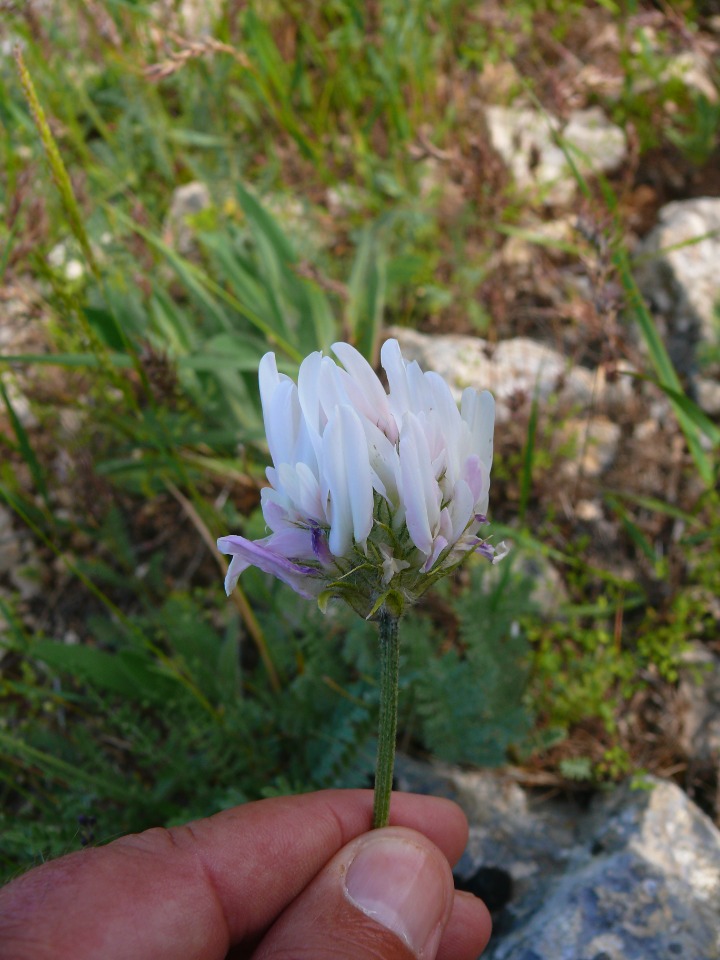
1,0,719,881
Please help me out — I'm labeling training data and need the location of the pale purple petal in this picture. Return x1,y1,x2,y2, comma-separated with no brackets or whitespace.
462,454,490,507
474,539,509,564
475,542,495,562
422,535,448,572
217,534,320,598
260,487,290,531
309,522,333,565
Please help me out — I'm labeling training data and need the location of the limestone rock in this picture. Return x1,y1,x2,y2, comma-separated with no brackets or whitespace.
635,197,720,371
696,375,720,416
558,416,622,479
485,106,626,206
386,327,625,420
397,758,720,960
678,643,720,761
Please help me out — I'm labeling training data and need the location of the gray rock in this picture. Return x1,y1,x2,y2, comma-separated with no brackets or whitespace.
485,106,626,206
0,508,20,578
558,416,622,479
679,643,720,761
635,197,720,372
397,759,720,960
163,181,212,257
151,0,224,34
386,328,630,420
696,376,720,416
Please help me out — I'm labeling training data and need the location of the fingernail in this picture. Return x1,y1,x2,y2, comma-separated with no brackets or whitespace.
344,835,448,957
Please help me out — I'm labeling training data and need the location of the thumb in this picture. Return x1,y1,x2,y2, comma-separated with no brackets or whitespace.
251,826,458,960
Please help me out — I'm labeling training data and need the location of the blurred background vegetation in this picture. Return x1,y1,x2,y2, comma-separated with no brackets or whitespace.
1,0,719,882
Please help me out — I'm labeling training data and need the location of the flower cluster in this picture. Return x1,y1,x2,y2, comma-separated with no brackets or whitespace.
218,339,505,618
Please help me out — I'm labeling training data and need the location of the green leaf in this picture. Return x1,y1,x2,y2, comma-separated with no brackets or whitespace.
615,254,716,487
346,224,386,363
31,640,179,703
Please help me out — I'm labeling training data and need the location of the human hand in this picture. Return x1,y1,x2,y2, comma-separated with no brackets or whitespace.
0,789,491,960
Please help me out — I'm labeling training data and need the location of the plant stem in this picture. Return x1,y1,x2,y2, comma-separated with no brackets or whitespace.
372,608,400,829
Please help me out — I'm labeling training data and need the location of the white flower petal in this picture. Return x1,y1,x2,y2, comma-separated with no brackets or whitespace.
461,388,495,470
380,340,410,424
448,478,475,542
221,339,497,612
399,412,440,556
332,341,399,441
322,404,374,555
407,360,432,413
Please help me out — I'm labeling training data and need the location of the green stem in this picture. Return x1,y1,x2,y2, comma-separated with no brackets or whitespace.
372,608,400,829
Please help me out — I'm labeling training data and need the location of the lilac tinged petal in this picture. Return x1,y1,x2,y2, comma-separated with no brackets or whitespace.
310,523,333,565
322,405,374,556
475,542,495,562
260,488,289,531
263,526,315,560
422,535,448,572
217,534,320,598
463,454,490,506
474,539,509,564
399,413,440,556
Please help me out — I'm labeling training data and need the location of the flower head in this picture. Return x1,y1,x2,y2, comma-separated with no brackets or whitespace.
218,339,505,617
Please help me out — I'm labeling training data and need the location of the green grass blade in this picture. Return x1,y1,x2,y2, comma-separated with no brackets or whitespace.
346,224,386,363
13,46,98,277
0,379,50,510
519,387,539,525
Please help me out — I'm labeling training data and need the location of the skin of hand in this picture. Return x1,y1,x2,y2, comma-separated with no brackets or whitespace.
0,789,491,960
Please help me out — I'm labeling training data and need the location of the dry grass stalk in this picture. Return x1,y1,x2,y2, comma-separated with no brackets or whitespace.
145,31,250,81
